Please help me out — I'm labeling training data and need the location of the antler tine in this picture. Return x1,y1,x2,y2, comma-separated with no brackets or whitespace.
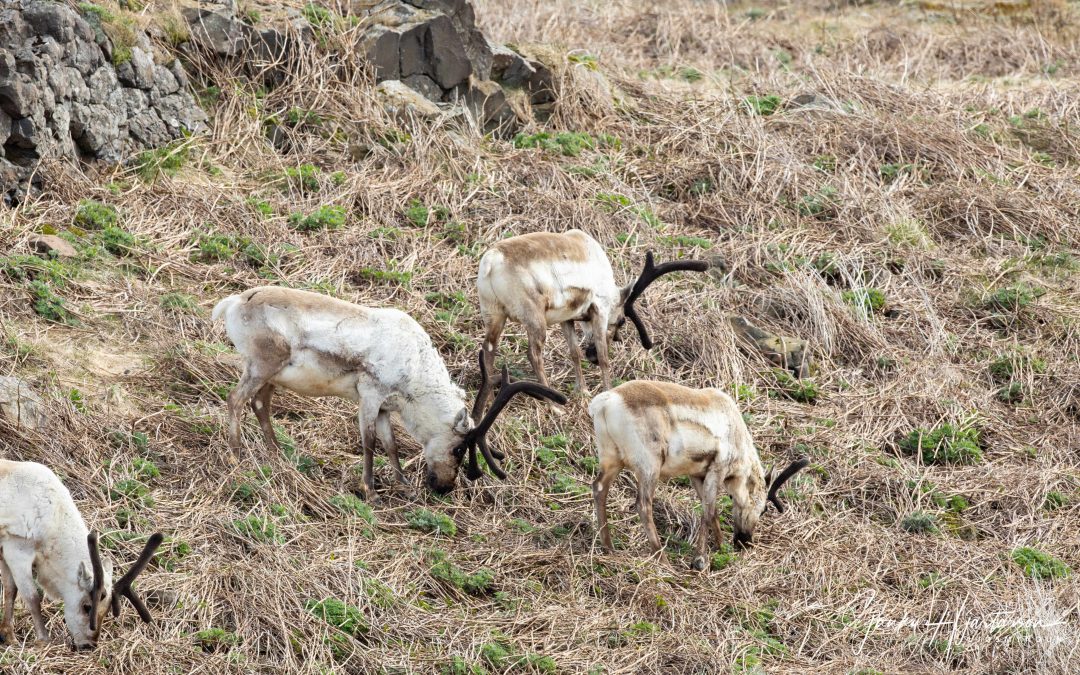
86,532,105,631
466,378,568,481
111,532,164,622
766,457,811,514
624,251,710,349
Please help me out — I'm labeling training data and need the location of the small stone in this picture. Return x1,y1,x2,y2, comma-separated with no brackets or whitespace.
375,79,442,119
0,376,47,431
29,234,77,259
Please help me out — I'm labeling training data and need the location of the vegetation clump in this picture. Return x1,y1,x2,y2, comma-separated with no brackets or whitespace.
899,424,983,465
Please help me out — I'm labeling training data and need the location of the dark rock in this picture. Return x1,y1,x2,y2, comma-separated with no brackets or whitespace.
182,5,245,57
489,42,534,88
29,234,77,259
362,26,401,80
0,1,206,201
464,78,518,134
403,73,444,102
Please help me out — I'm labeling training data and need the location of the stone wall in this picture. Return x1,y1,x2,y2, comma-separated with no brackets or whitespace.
0,1,207,205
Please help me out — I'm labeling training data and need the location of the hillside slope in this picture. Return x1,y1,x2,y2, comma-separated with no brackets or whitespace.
1,0,1079,672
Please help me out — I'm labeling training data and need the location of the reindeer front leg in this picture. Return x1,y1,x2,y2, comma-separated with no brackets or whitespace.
588,310,613,390
634,470,663,554
690,473,722,571
0,558,16,644
561,321,588,396
356,392,386,503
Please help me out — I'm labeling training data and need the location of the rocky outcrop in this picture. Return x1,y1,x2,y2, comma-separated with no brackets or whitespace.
0,1,206,205
180,0,553,133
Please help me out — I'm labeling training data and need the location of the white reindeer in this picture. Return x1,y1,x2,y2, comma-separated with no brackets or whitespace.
475,230,708,414
0,460,163,649
212,286,566,496
588,381,808,570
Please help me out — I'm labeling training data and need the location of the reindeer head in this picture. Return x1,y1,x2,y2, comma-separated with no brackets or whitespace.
427,351,567,494
67,532,163,650
583,251,709,364
731,457,811,549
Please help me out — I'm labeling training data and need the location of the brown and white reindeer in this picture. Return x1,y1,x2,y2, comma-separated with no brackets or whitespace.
588,381,809,570
475,230,709,415
0,460,163,649
212,286,566,497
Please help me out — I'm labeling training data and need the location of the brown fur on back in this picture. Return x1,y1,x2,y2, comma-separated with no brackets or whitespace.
614,381,722,414
491,231,592,267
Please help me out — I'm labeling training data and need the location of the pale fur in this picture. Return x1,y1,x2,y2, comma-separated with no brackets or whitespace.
0,460,113,648
475,229,627,413
588,382,770,570
213,286,475,495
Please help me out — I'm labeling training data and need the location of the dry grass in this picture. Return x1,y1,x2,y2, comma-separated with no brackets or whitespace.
2,0,1080,672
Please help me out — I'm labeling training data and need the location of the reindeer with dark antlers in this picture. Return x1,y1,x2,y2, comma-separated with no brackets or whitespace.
475,230,709,413
0,460,163,649
588,381,809,570
213,286,566,496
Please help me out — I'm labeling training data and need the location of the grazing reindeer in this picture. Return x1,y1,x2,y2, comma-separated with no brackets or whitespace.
588,381,808,570
0,460,163,649
475,230,709,414
212,286,566,496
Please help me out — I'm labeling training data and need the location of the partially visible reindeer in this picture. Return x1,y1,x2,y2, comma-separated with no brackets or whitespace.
475,230,709,415
588,381,809,570
213,286,566,497
0,460,163,649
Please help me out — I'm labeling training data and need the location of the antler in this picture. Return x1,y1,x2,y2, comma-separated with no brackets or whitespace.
765,457,810,514
86,532,106,631
110,533,165,623
624,251,709,349
464,351,567,480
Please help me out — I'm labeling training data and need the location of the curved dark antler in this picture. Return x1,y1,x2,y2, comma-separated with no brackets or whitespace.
464,351,567,480
765,457,810,514
86,532,106,631
110,533,165,623
624,251,709,349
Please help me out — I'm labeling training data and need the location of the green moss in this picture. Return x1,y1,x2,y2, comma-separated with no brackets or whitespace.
192,628,239,652
29,281,77,324
1044,491,1068,511
231,515,282,544
429,550,495,595
406,508,457,536
842,287,886,314
743,94,782,116
75,200,119,230
769,368,819,404
329,493,376,526
279,164,321,193
100,226,136,256
899,424,982,465
109,479,153,509
288,205,346,231
982,282,1045,312
305,597,369,636
1011,547,1070,579
901,511,939,534
192,232,235,262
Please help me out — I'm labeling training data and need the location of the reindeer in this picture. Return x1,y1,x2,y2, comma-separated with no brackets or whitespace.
212,286,566,497
475,230,709,414
588,381,809,570
0,460,163,649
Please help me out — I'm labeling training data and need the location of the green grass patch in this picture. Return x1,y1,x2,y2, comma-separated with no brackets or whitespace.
901,511,939,534
513,131,618,156
842,287,886,314
109,478,153,509
231,515,283,544
1011,547,1070,580
899,423,982,465
29,280,76,324
429,549,495,595
305,597,369,636
769,368,819,404
406,508,457,537
982,282,1045,312
134,139,190,182
74,200,119,230
743,94,782,116
192,627,239,652
288,205,346,231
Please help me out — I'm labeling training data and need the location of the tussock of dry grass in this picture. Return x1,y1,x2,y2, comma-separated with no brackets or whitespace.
2,0,1080,672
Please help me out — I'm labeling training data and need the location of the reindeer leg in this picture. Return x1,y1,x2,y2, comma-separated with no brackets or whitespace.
524,317,563,414
704,472,726,551
690,476,711,571
561,321,588,397
226,343,289,462
2,544,46,643
588,310,613,391
474,312,506,422
376,412,414,498
250,384,280,453
592,464,620,552
355,391,385,503
0,557,16,644
635,471,663,554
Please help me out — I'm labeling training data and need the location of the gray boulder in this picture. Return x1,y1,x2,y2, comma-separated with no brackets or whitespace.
0,376,47,431
0,1,206,205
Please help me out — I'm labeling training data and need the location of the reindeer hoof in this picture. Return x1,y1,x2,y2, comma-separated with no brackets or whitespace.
691,556,707,572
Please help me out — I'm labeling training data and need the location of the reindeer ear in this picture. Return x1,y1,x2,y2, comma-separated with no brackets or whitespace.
453,408,471,434
78,560,93,590
764,465,776,489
